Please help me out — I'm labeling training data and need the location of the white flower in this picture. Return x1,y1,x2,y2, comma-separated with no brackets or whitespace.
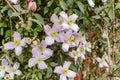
7,62,22,79
10,0,18,4
102,30,108,39
0,59,9,78
3,32,26,56
54,61,76,80
59,11,79,32
102,0,107,3
88,0,95,7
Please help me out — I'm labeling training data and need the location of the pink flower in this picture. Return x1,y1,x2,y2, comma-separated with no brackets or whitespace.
28,52,49,69
32,40,53,58
44,24,61,45
54,61,76,80
3,32,26,56
0,59,9,78
96,54,109,68
59,11,79,32
7,62,22,79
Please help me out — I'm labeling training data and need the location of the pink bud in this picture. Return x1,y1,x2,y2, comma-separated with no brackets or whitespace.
28,1,37,12
27,0,33,2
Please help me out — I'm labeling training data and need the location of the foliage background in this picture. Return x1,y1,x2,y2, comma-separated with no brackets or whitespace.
0,0,120,80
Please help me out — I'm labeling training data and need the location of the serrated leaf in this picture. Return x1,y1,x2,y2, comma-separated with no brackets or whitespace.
59,0,67,11
33,13,44,25
76,1,84,14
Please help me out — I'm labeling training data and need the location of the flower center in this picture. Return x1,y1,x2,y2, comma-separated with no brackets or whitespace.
37,57,42,62
14,40,20,46
58,18,63,24
63,68,68,74
68,18,73,25
51,31,57,37
80,47,85,53
73,51,79,56
12,69,16,73
39,46,45,52
1,66,5,70
66,37,71,43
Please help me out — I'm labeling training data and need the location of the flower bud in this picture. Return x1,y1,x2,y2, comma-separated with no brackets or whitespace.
102,0,107,3
28,1,37,12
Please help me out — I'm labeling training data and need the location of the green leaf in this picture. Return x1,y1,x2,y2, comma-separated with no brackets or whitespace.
59,0,67,11
44,7,49,15
115,3,120,9
13,5,22,12
47,0,54,7
50,62,58,67
108,9,113,21
5,30,11,38
46,67,52,78
33,13,44,25
76,1,84,14
11,12,19,17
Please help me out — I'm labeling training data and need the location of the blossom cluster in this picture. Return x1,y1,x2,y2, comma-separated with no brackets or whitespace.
0,59,21,79
2,11,112,80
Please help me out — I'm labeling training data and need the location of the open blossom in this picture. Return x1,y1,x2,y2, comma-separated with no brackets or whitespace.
96,54,109,68
88,0,95,7
28,51,50,69
0,59,9,78
50,14,63,25
7,62,22,79
59,11,79,32
59,30,73,52
54,61,76,80
3,32,26,56
44,24,61,45
32,40,53,58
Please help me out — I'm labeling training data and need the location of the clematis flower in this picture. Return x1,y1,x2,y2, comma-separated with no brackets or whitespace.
59,11,79,32
28,52,49,69
50,14,63,25
44,24,61,45
82,41,91,52
7,62,22,79
59,30,73,52
32,40,53,58
88,0,95,7
3,32,26,56
54,61,76,80
69,44,86,63
0,59,9,78
102,30,108,39
96,54,109,68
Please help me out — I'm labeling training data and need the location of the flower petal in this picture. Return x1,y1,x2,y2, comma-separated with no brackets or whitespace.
0,70,5,78
13,62,19,69
69,14,78,22
13,32,21,41
15,70,22,75
70,24,79,32
44,25,51,35
63,61,71,68
43,48,53,58
88,0,95,7
38,61,47,69
9,73,14,79
4,42,15,50
60,74,67,80
2,59,8,66
28,58,37,68
67,70,76,78
59,11,68,21
62,43,70,52
54,66,63,74
15,46,22,56
50,14,59,24
45,36,54,45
